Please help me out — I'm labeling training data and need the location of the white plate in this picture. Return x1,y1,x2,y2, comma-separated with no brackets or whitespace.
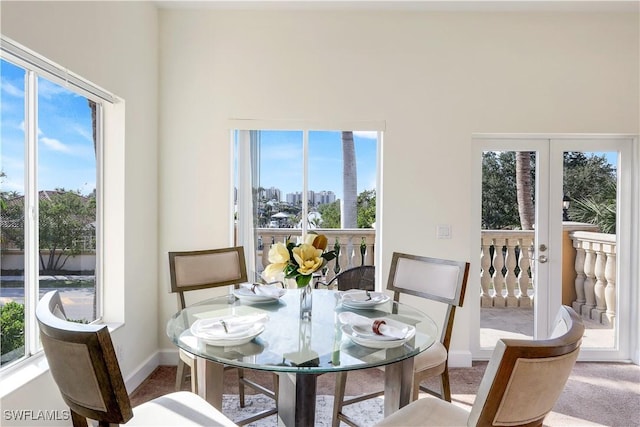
340,291,390,309
191,316,267,346
342,319,416,349
233,287,285,303
198,325,265,346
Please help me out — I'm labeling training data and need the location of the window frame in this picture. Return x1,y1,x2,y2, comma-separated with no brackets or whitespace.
230,120,385,281
0,36,111,373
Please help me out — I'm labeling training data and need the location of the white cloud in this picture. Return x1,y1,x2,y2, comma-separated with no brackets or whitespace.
38,79,72,99
72,124,93,142
1,80,24,97
353,131,378,140
40,137,72,153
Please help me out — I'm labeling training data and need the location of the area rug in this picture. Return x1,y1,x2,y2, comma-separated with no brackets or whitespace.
222,393,385,426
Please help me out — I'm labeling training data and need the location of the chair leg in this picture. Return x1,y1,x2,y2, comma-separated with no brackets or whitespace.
176,359,187,391
238,368,246,408
272,373,279,401
441,366,452,402
332,371,348,427
412,374,421,401
190,361,198,394
70,410,88,427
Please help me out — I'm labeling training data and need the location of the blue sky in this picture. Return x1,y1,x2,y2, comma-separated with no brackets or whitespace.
257,130,378,200
1,58,96,196
2,55,617,202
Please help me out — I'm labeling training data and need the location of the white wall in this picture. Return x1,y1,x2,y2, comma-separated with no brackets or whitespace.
0,3,638,422
157,9,639,365
1,1,159,423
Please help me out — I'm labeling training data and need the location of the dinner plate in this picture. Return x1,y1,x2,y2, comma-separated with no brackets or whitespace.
190,316,267,346
341,320,416,349
233,287,285,303
340,291,390,309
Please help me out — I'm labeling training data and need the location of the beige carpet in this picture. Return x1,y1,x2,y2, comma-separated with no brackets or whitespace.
130,362,640,427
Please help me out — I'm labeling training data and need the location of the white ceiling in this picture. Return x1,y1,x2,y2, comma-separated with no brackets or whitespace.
153,0,639,12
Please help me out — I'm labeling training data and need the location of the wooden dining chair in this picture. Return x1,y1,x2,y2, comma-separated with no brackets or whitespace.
332,252,470,427
36,290,238,427
375,305,585,427
168,246,278,422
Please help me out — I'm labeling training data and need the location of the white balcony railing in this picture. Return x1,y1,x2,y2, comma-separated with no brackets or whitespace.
480,230,535,308
570,231,616,326
479,227,616,326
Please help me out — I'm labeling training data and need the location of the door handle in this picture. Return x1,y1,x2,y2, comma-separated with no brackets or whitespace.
537,255,548,263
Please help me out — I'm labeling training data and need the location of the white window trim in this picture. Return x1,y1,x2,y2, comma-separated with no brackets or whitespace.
0,36,125,387
230,120,385,285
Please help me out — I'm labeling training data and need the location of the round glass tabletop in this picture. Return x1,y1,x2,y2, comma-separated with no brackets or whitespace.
166,288,438,374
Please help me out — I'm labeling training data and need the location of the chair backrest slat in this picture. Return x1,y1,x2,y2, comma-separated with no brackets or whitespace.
386,252,470,345
36,291,133,426
386,252,469,306
168,246,248,309
469,306,584,426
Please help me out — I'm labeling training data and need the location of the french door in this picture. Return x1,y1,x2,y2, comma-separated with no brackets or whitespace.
472,135,633,361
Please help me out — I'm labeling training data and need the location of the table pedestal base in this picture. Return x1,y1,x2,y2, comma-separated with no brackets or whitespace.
384,357,414,416
277,372,318,427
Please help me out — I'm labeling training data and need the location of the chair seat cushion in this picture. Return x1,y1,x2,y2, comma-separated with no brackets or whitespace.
374,395,469,426
129,391,237,426
413,341,448,372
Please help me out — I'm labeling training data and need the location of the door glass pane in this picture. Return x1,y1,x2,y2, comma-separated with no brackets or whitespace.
1,60,26,366
563,151,617,349
37,76,97,323
480,151,536,348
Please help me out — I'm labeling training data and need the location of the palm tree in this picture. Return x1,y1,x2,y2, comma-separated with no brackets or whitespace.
515,151,534,230
341,131,357,228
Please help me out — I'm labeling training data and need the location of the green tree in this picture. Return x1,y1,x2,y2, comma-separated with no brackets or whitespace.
563,152,616,203
482,151,520,229
0,301,25,359
0,192,25,248
482,151,615,231
318,200,341,228
39,190,96,273
357,189,376,228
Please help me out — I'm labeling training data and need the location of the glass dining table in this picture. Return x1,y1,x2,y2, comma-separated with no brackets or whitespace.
166,288,438,427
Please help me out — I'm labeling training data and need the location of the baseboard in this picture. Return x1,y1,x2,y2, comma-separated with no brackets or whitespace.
159,348,179,366
448,350,472,368
123,351,161,393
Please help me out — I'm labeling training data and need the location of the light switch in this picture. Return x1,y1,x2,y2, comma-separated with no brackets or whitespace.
437,224,452,239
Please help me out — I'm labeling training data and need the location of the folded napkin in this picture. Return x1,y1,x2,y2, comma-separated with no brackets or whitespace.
252,284,284,298
192,313,268,339
338,312,409,340
340,290,371,302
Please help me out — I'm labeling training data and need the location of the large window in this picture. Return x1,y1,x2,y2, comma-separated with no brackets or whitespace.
233,127,381,283
1,38,113,369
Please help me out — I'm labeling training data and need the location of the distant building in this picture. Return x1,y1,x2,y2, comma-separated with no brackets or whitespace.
316,190,336,205
286,190,336,207
265,187,281,202
286,192,302,205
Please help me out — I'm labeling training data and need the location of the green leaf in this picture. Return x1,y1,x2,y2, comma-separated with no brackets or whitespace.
296,275,312,287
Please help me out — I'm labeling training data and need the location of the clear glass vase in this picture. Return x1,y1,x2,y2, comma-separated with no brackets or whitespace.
300,283,313,320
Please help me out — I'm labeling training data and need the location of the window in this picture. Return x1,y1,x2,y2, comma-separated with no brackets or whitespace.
233,126,381,283
0,38,114,370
